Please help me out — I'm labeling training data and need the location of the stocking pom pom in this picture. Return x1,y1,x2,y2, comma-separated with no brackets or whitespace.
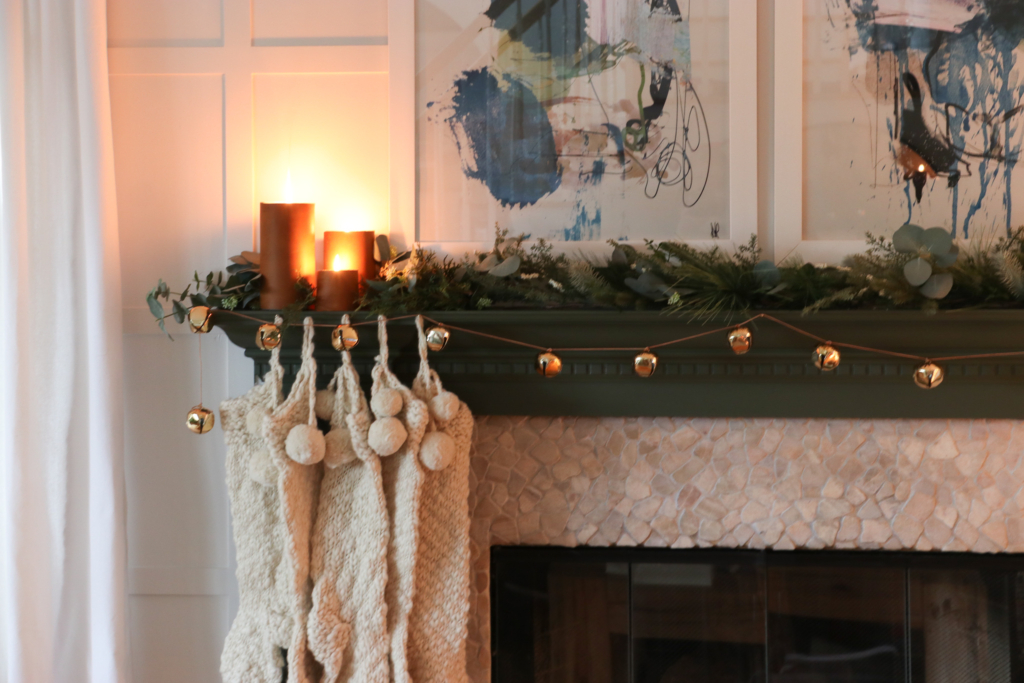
324,427,358,468
245,407,270,437
285,424,326,465
429,391,460,423
248,448,276,487
371,388,403,418
314,389,335,421
368,417,407,456
420,430,456,471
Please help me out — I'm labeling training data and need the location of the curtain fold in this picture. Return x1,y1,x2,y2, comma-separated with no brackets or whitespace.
0,0,130,681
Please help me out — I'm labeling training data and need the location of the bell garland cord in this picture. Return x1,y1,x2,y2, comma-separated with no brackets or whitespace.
207,308,1024,366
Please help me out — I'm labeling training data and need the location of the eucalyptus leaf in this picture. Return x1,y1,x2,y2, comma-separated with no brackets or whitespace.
179,284,191,301
240,251,260,265
611,247,629,266
921,227,953,255
365,279,390,292
172,300,187,324
488,255,521,277
892,224,925,253
190,292,209,307
903,257,933,286
375,234,390,263
475,252,500,272
242,291,260,307
920,272,953,299
452,266,467,282
753,260,781,287
935,244,959,268
146,293,165,321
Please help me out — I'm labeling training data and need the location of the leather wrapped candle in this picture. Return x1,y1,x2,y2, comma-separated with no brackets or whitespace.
260,202,315,309
323,230,375,288
315,260,358,311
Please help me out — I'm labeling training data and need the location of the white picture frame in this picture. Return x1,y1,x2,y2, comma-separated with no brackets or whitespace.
388,0,759,258
773,1,864,265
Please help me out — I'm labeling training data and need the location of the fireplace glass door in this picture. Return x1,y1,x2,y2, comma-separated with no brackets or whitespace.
491,549,1024,683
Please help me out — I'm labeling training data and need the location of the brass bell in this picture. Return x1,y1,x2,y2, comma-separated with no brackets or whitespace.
332,324,359,351
188,305,212,333
634,349,658,378
728,326,752,354
536,350,562,378
425,325,451,352
256,323,281,351
812,344,840,371
914,362,944,389
187,405,215,434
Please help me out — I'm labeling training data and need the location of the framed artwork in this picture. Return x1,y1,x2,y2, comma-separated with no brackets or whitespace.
776,0,1024,264
389,0,757,253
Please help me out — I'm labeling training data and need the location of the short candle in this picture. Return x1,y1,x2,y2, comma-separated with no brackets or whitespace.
315,254,358,311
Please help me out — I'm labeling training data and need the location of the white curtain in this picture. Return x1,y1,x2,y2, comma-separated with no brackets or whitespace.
0,0,130,682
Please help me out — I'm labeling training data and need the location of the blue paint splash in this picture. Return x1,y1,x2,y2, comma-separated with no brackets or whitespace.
848,0,1024,237
565,203,601,241
448,68,562,208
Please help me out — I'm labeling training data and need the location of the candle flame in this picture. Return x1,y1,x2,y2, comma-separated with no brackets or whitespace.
332,254,343,272
285,169,294,203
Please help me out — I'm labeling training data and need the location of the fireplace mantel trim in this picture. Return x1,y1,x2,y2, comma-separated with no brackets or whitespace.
213,310,1024,419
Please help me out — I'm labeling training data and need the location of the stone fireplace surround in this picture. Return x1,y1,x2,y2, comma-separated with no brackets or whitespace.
466,416,1024,682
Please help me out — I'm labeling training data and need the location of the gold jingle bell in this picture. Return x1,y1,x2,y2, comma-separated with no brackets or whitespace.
256,323,281,351
812,344,841,371
728,326,752,355
634,349,658,378
188,305,212,333
914,362,944,389
332,324,359,351
536,350,562,378
425,325,451,352
187,405,215,434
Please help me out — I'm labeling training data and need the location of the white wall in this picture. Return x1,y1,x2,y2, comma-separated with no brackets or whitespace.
108,0,389,679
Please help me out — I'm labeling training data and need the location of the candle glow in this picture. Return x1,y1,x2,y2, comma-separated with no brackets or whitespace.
333,254,344,272
284,169,294,203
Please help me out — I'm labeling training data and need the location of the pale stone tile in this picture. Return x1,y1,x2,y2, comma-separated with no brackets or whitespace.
813,520,840,546
860,518,892,544
892,514,924,547
787,521,813,546
795,499,819,522
822,478,845,499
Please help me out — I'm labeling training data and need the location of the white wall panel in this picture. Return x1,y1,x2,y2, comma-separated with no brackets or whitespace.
108,0,223,47
130,596,228,683
110,74,225,305
253,73,390,268
123,334,229,571
252,0,387,46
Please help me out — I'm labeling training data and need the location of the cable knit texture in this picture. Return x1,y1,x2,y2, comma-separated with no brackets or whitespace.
409,316,474,683
308,315,391,683
220,317,289,683
373,317,429,683
265,318,325,683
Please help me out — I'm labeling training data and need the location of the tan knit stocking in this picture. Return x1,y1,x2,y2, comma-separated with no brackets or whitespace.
372,316,429,683
307,315,390,683
409,315,474,683
265,317,325,683
220,315,289,683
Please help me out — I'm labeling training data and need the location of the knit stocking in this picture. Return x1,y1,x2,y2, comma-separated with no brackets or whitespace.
265,317,325,683
408,316,474,683
220,315,289,683
371,316,429,683
307,315,390,683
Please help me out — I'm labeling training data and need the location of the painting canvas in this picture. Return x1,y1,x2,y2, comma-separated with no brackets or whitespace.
416,0,730,243
804,0,1024,243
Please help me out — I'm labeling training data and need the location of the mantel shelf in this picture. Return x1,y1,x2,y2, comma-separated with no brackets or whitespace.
211,310,1024,419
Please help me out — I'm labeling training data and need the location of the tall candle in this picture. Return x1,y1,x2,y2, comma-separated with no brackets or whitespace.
323,230,375,288
260,202,315,309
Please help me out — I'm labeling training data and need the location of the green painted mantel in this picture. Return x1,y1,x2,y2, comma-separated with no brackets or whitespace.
211,310,1024,419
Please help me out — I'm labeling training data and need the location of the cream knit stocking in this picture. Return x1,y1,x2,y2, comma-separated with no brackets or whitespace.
408,316,474,683
372,316,429,683
307,315,390,683
265,317,325,683
220,316,289,683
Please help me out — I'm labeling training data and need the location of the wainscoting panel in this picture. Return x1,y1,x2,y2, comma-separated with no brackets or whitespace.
251,0,387,45
107,0,224,47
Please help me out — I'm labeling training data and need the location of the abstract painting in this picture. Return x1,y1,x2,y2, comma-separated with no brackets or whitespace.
805,0,1024,241
416,0,730,243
